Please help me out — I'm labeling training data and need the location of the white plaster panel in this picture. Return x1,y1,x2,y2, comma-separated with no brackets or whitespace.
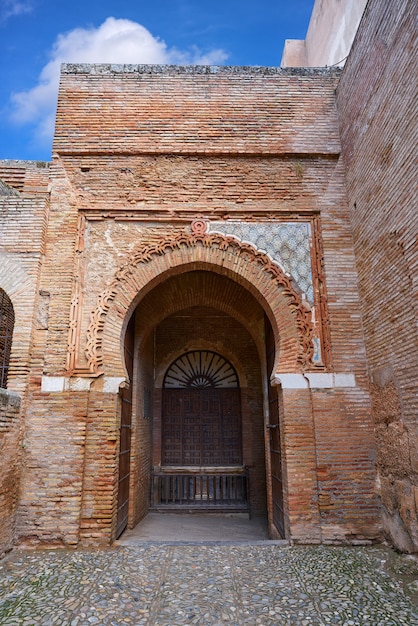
41,376,65,392
103,377,125,393
271,372,357,389
271,374,309,389
333,373,356,388
305,373,334,388
69,378,93,391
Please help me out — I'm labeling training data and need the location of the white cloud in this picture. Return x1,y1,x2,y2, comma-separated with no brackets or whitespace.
9,17,228,146
1,1,33,21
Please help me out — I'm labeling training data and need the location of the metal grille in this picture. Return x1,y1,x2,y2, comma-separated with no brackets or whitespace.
152,468,249,511
0,289,15,389
163,350,238,388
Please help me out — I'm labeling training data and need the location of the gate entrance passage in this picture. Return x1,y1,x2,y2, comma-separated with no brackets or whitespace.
119,273,275,536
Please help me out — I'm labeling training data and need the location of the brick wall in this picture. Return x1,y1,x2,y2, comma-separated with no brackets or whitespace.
2,65,382,547
130,327,153,526
0,389,22,556
336,0,418,552
79,389,119,545
55,65,341,155
0,162,50,549
0,161,50,395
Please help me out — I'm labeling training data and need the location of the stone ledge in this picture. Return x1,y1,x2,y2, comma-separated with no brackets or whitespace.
41,376,126,393
0,388,21,432
61,63,342,77
0,387,21,408
271,372,356,389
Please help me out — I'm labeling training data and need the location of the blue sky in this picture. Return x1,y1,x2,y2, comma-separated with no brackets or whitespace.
0,0,314,161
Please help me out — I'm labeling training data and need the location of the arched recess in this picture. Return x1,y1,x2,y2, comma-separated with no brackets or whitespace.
86,228,315,539
133,295,268,522
0,254,34,390
128,270,266,387
0,288,15,388
85,229,314,380
112,268,290,537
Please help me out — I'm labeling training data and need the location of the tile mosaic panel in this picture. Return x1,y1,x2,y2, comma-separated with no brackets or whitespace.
209,221,313,303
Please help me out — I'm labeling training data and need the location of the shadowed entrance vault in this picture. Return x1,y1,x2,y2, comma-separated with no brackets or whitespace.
120,270,286,534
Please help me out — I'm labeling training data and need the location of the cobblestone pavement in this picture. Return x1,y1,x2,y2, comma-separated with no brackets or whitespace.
0,544,417,625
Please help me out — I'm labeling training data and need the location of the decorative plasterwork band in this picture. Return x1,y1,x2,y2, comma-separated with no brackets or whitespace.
207,217,331,367
66,214,95,375
83,226,314,374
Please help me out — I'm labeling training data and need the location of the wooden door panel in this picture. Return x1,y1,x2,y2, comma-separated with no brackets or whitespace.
162,388,242,467
221,389,241,465
116,385,132,538
116,314,135,539
265,314,285,538
162,391,183,465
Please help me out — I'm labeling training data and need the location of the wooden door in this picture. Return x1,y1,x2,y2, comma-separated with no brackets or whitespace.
116,314,134,538
162,350,242,469
162,388,242,467
268,385,285,537
265,315,285,537
116,386,132,538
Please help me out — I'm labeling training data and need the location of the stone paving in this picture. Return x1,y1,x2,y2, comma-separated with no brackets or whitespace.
0,542,417,625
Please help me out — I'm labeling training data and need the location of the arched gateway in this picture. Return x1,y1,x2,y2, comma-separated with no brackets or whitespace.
85,225,313,377
3,62,382,553
85,223,315,541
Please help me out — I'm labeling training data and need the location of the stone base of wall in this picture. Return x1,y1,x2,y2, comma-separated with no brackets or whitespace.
370,374,417,553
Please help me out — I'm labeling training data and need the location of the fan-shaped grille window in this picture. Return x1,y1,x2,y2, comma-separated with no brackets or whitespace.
0,289,15,388
163,351,238,389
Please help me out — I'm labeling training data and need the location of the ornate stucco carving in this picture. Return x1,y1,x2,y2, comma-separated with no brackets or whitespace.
84,226,314,374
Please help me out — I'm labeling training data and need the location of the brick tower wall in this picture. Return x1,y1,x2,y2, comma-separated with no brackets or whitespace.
0,390,22,556
0,161,50,551
336,0,418,552
11,65,381,545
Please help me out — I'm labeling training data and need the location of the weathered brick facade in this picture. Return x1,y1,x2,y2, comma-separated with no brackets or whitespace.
0,389,22,556
336,0,417,552
0,0,415,553
0,162,50,552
